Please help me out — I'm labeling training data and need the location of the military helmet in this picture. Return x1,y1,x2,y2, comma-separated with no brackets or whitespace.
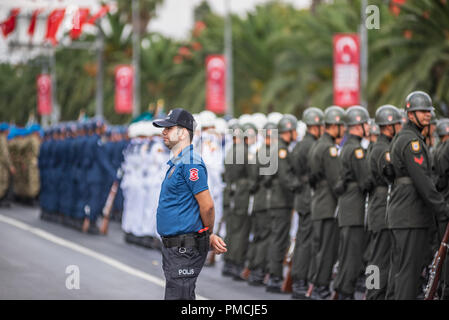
228,119,242,133
302,107,324,126
263,121,277,130
324,106,346,125
405,91,434,112
430,110,438,125
278,114,298,133
241,122,258,137
346,105,370,126
368,119,380,136
436,119,449,137
375,104,402,126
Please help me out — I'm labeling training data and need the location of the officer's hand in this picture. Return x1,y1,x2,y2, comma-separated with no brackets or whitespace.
334,180,346,196
210,234,227,255
382,163,395,183
249,183,258,194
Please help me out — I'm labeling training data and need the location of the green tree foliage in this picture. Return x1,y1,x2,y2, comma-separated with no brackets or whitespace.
1,0,448,124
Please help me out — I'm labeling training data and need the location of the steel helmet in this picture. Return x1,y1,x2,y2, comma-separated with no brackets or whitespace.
277,114,298,133
375,104,402,126
346,105,370,126
324,106,346,125
302,107,324,126
405,91,434,112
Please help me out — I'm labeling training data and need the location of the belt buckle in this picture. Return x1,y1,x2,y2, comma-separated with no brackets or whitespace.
178,247,186,254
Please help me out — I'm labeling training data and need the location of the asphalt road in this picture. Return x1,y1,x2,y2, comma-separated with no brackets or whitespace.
0,204,292,300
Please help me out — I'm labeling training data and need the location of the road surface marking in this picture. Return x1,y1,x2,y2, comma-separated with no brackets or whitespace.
0,214,208,300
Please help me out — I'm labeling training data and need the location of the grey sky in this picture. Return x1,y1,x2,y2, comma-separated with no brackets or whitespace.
148,0,312,40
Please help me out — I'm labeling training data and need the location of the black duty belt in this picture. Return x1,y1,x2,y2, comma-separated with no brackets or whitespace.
346,181,358,189
394,177,413,185
375,186,388,193
162,231,208,249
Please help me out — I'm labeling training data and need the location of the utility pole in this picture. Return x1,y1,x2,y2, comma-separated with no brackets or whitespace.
49,48,59,125
132,0,141,117
224,0,233,118
95,27,105,117
360,0,368,109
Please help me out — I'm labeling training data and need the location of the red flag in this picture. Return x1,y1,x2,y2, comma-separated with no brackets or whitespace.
115,65,134,114
45,9,66,45
28,9,42,37
70,8,90,39
37,74,52,116
205,55,226,114
390,0,406,16
333,34,360,108
1,8,20,38
86,5,109,25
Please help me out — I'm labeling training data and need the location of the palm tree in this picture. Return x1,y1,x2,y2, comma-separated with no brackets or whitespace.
368,0,449,115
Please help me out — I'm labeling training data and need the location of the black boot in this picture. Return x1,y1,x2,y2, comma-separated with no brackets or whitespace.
248,269,265,286
266,276,283,293
232,264,246,281
222,261,235,277
291,280,308,299
309,285,331,300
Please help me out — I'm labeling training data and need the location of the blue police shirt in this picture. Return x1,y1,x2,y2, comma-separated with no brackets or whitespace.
157,144,209,237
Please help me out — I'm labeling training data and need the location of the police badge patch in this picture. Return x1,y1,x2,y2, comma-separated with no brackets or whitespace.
411,140,421,153
189,168,199,181
279,149,287,159
329,146,338,157
354,148,364,159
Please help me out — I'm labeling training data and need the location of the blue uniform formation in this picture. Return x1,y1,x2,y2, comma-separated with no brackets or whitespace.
39,118,128,234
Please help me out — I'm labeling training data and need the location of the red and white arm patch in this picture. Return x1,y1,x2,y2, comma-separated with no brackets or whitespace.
189,168,199,181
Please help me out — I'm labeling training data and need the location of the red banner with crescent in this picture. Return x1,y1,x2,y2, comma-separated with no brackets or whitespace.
37,74,52,116
333,34,360,108
205,55,226,114
115,65,134,114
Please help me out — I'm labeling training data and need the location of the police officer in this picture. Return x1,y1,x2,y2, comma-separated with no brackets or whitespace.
153,108,226,300
430,118,449,299
365,105,403,300
387,91,449,299
306,106,345,300
290,107,324,299
265,114,301,293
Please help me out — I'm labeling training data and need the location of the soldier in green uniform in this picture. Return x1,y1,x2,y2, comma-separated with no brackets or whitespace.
290,107,324,299
247,122,277,286
306,106,346,300
431,118,449,299
387,91,449,300
0,124,15,206
222,121,253,280
232,121,258,281
265,114,301,292
222,121,243,277
24,126,41,202
365,105,403,300
332,105,372,300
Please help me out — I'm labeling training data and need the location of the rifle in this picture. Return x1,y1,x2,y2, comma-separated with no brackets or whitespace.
100,169,123,235
99,180,120,235
281,234,296,293
81,205,90,233
424,222,449,300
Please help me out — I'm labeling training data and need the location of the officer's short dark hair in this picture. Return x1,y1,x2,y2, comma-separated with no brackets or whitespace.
187,129,193,142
